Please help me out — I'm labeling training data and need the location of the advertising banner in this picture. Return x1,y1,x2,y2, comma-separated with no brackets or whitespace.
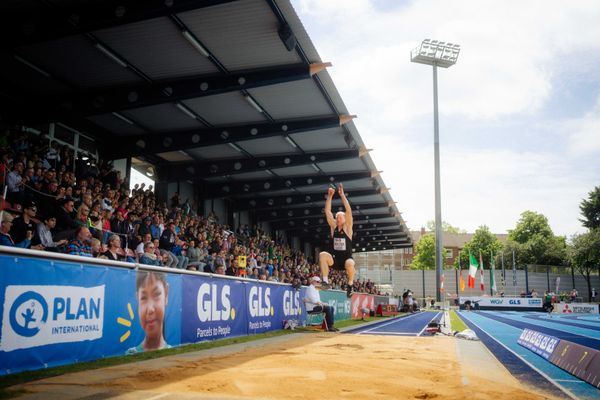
181,275,247,344
319,290,351,322
351,294,375,318
245,282,306,334
459,297,543,310
0,255,182,375
518,328,560,359
553,303,599,314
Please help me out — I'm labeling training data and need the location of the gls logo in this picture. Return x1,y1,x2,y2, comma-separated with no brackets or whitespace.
9,291,48,337
249,286,273,317
283,290,301,316
509,299,521,305
197,283,233,322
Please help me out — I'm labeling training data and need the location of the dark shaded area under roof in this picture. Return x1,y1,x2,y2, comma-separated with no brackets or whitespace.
0,0,412,252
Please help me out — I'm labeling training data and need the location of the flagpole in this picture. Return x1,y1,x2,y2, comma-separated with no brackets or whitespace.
501,252,505,292
512,249,517,297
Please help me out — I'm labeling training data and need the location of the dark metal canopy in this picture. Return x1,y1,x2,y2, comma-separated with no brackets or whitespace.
0,0,412,251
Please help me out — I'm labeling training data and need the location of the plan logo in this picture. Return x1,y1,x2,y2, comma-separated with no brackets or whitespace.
1,285,104,352
8,291,48,338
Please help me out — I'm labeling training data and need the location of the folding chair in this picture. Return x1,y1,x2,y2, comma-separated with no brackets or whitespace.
304,302,328,331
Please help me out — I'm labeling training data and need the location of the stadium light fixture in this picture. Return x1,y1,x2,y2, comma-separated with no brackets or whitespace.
14,55,51,77
285,136,298,148
95,43,128,68
112,112,134,125
411,39,460,302
228,143,243,152
181,30,210,57
175,102,197,119
244,94,264,113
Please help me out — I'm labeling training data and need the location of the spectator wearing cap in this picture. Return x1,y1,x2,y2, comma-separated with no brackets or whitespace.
1,213,33,248
9,200,38,246
36,214,68,251
65,227,93,257
303,276,337,331
138,216,152,237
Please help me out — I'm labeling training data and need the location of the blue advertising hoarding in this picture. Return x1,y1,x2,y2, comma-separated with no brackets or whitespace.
0,254,182,374
181,274,248,343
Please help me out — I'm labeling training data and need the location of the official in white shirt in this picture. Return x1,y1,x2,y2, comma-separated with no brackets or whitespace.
303,276,338,331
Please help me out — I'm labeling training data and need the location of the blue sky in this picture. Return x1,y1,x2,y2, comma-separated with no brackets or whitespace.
291,0,600,237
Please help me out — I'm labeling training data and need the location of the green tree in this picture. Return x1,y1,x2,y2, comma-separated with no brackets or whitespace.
579,186,600,230
507,211,567,266
411,233,449,270
568,229,600,301
508,211,553,243
426,220,465,234
454,225,503,269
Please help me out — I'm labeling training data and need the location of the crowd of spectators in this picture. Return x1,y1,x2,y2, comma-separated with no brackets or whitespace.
1,130,382,295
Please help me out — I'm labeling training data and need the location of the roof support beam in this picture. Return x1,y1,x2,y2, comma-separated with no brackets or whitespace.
232,187,378,211
255,202,390,222
49,63,330,117
269,221,402,232
103,114,354,160
1,0,238,47
164,148,366,181
201,171,376,198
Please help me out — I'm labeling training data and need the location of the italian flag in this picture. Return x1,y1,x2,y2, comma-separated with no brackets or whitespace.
479,251,485,292
468,253,478,289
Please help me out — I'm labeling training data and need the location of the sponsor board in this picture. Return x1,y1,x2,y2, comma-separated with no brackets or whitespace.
553,303,599,314
517,328,560,360
1,285,104,352
351,294,374,318
181,276,247,343
459,297,543,309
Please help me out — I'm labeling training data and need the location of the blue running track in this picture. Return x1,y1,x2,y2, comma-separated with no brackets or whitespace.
459,311,600,400
346,312,442,336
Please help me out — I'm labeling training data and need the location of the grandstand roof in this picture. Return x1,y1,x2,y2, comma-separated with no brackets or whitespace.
0,0,411,252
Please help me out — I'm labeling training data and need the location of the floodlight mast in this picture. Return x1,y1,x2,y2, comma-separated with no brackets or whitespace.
410,39,460,302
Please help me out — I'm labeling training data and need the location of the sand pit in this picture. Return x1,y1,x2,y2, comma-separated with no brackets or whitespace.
14,333,555,400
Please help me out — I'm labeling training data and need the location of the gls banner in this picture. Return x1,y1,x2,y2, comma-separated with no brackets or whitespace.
181,275,248,343
1,285,104,352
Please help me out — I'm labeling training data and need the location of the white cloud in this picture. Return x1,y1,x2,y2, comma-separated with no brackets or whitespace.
566,95,600,156
292,0,600,236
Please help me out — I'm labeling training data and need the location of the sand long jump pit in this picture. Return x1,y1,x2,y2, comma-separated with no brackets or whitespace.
12,332,554,400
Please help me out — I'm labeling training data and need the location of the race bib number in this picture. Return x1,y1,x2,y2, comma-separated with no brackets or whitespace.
333,237,346,251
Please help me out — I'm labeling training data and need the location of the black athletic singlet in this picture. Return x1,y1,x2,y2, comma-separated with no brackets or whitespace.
330,227,353,269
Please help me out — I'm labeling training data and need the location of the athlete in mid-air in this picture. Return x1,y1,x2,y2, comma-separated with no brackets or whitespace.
319,183,355,298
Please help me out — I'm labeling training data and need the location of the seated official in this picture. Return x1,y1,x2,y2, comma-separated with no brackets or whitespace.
302,276,338,332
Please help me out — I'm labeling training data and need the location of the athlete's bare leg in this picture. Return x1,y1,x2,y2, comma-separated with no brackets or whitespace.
345,258,356,297
319,251,333,284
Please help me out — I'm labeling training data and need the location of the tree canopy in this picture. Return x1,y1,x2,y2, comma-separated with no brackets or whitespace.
426,220,465,234
579,186,600,230
507,211,566,266
455,225,503,269
411,233,449,270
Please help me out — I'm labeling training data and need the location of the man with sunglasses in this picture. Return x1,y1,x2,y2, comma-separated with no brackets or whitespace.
9,200,44,250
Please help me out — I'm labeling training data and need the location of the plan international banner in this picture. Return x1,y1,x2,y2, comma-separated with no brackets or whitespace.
0,254,182,375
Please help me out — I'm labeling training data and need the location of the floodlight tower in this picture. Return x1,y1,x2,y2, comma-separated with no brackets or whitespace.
410,39,460,302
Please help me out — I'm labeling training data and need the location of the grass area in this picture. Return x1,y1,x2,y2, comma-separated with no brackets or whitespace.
449,309,468,332
0,317,386,397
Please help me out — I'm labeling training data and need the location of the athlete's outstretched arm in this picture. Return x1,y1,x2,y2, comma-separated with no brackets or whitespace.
325,186,336,229
338,183,353,236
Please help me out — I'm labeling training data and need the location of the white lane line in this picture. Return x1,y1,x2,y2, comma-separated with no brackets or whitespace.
357,312,425,334
460,313,578,400
360,332,417,336
417,312,441,336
